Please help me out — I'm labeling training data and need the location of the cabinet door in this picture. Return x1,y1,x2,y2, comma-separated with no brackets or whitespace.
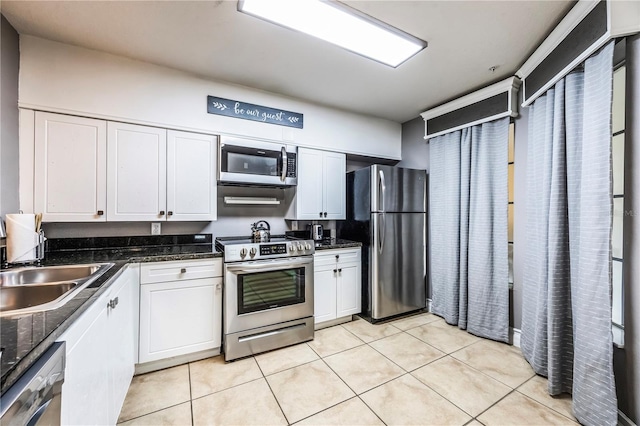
107,122,167,221
295,148,324,220
34,112,107,222
107,268,136,425
314,265,337,325
139,278,220,363
336,262,362,318
323,151,346,220
167,130,217,221
61,301,110,425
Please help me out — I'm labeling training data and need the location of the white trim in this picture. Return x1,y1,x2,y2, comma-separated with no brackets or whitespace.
424,112,512,140
421,77,520,121
17,104,403,162
516,0,600,79
612,323,625,348
520,34,610,107
510,327,521,348
426,298,432,313
421,77,520,139
609,0,640,38
518,0,640,107
618,410,637,426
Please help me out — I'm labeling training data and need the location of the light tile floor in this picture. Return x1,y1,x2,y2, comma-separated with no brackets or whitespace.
118,313,578,425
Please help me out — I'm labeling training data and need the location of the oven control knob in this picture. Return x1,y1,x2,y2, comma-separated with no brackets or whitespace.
297,243,303,251
249,247,257,258
240,248,247,258
305,243,311,250
290,244,297,253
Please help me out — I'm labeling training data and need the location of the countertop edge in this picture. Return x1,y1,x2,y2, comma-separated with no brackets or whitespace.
1,251,222,394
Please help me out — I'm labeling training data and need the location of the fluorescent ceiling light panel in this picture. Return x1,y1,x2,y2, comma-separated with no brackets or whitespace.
238,0,427,67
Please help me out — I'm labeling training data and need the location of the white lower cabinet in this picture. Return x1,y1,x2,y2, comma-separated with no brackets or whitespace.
313,248,361,327
58,266,138,425
138,259,222,364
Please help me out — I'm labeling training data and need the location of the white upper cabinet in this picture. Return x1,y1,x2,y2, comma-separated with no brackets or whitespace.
29,114,219,222
166,130,217,221
107,122,167,221
34,112,107,222
322,151,346,220
287,147,346,220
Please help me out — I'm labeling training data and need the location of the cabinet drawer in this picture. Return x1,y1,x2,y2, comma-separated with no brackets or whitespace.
315,248,360,266
140,259,222,284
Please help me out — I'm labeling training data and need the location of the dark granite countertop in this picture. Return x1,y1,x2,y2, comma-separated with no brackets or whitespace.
313,238,362,250
1,235,221,394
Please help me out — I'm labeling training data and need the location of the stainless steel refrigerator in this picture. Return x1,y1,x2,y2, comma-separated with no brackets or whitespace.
338,165,427,322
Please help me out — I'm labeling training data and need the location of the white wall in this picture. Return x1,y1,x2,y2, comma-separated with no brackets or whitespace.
18,36,401,160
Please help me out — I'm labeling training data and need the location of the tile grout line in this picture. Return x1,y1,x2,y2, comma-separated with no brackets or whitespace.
513,389,578,422
355,394,388,426
405,353,490,420
187,363,194,426
253,353,293,425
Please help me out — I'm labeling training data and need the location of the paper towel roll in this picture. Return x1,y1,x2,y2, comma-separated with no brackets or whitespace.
6,214,39,263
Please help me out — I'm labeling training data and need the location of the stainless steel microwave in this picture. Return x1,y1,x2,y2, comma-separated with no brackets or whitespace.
218,136,297,187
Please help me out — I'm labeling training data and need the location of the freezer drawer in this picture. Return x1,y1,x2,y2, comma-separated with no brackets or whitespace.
369,212,426,320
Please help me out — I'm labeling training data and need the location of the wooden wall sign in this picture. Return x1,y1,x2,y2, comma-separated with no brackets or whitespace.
207,96,304,129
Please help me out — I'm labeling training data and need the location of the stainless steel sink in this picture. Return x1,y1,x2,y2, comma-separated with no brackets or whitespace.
0,264,106,286
0,263,114,317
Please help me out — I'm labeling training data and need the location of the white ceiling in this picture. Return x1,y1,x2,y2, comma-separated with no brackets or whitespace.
1,0,574,123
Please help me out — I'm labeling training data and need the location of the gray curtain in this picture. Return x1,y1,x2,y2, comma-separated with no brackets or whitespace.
521,41,617,425
429,117,510,343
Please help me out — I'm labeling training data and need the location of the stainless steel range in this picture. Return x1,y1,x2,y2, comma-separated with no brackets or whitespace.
215,236,315,361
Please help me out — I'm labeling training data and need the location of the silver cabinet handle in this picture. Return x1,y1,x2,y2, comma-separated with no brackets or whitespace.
107,297,119,309
180,268,187,273
281,146,287,182
323,212,327,217
319,212,323,217
159,210,165,216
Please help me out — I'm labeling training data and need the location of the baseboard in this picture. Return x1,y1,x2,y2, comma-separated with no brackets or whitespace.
510,327,521,348
619,410,637,426
135,348,220,374
426,298,432,313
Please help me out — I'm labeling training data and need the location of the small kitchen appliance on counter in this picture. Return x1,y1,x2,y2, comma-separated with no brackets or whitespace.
251,220,271,242
215,235,315,361
307,224,324,241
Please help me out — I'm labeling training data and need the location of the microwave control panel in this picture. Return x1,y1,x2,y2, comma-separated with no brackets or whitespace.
286,153,297,178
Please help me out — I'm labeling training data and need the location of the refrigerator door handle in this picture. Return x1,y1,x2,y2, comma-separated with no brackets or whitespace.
378,169,386,253
378,169,386,213
379,212,386,253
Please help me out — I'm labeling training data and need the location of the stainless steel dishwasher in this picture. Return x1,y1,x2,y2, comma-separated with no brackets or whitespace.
1,342,65,425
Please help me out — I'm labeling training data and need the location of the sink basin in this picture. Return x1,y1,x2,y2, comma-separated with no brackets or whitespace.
0,264,105,286
0,263,114,317
1,282,78,311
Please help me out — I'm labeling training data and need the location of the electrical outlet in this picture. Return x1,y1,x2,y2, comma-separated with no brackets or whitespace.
151,223,161,235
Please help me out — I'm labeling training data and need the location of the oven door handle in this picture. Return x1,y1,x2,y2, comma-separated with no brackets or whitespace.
226,257,312,273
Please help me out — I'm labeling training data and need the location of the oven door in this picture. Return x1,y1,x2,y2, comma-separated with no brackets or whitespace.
224,256,313,334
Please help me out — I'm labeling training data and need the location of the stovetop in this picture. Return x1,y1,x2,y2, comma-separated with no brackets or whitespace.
215,235,314,262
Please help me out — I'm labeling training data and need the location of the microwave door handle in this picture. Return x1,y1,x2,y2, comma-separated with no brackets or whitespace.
281,147,287,182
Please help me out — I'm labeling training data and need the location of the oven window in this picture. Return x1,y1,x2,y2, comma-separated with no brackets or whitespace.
238,268,305,314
